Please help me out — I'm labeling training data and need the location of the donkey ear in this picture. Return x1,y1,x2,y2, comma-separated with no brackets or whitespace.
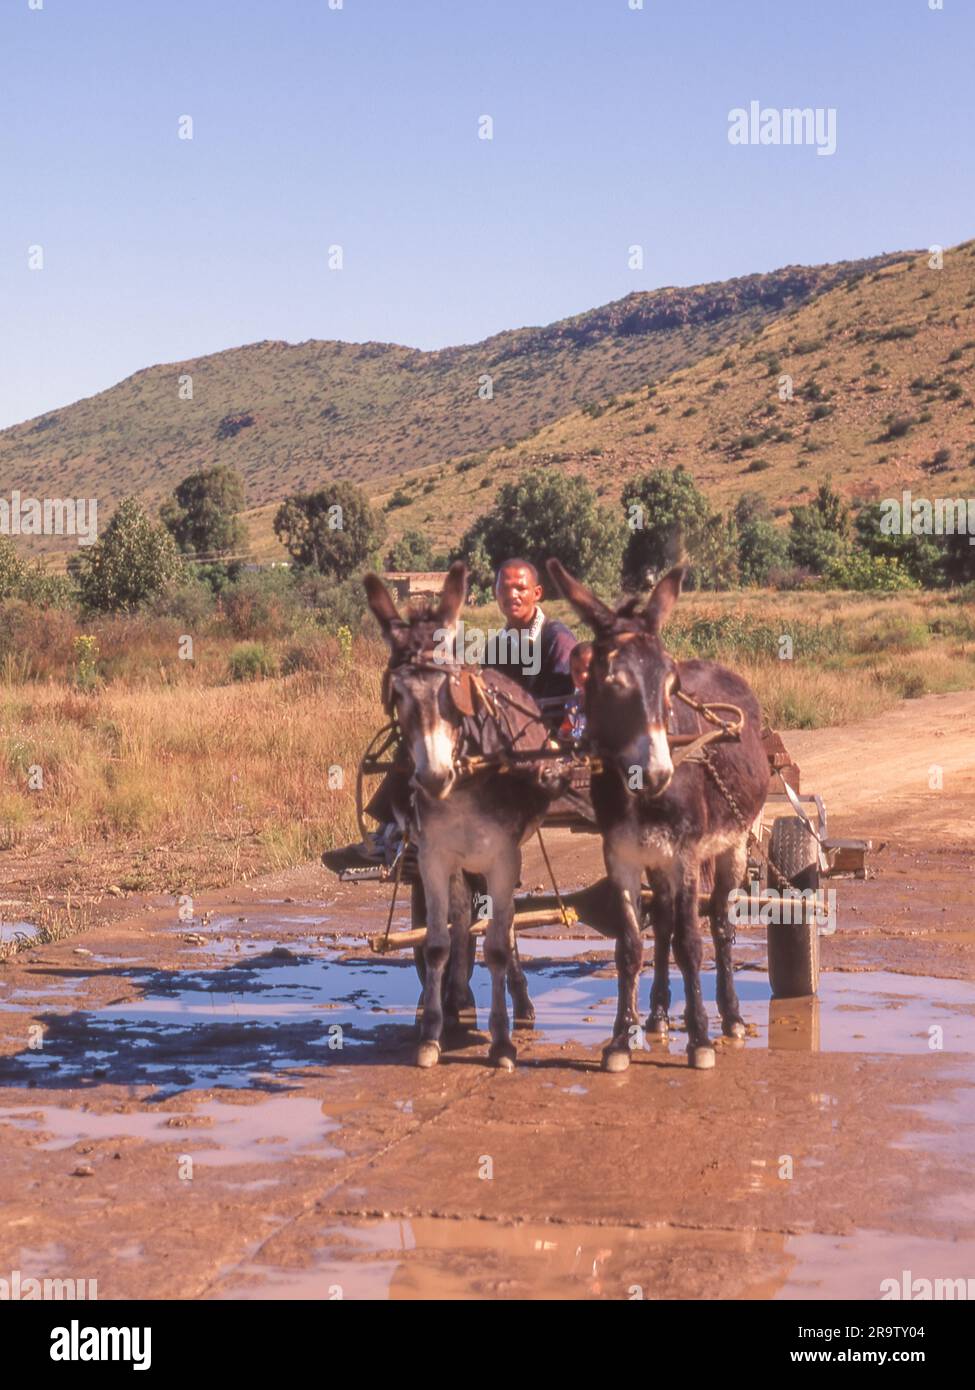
363,573,404,642
546,559,615,632
643,565,686,636
436,560,467,627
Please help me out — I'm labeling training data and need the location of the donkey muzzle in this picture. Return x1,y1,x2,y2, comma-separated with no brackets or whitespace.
412,767,455,800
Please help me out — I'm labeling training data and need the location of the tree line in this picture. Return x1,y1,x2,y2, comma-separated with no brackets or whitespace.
2,461,970,619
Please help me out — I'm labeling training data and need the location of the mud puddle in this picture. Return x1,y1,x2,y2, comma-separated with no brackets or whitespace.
2,943,973,1095
0,1093,342,1166
210,1215,975,1300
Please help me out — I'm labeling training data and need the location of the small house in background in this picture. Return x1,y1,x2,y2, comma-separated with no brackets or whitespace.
382,571,449,603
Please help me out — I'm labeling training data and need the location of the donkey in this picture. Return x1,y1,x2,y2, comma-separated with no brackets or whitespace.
547,560,769,1071
364,562,565,1070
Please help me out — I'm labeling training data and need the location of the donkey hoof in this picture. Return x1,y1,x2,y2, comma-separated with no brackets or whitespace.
602,1047,631,1073
489,1042,517,1071
646,1015,669,1037
725,1020,747,1040
688,1045,716,1070
416,1040,442,1069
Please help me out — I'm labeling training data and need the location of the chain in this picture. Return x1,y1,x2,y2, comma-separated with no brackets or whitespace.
700,745,793,891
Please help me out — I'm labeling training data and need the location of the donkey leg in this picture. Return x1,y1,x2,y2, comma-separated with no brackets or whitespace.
671,861,715,1069
645,870,673,1036
710,843,747,1039
602,864,645,1072
483,857,519,1070
443,872,476,1031
416,864,451,1068
505,850,534,1026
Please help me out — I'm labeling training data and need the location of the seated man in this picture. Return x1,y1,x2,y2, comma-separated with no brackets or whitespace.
325,557,579,871
487,558,577,714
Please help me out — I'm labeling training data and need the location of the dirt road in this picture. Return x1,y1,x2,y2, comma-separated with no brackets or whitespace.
1,691,973,1300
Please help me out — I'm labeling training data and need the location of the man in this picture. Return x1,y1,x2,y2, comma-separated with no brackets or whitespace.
324,557,579,872
487,558,577,707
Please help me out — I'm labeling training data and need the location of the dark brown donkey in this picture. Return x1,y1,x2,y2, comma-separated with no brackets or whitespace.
547,560,769,1071
364,562,564,1069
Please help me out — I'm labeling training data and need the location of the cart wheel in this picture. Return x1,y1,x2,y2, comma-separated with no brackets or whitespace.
768,917,820,998
769,815,820,892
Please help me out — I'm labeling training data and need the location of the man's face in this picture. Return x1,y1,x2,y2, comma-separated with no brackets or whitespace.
495,565,543,627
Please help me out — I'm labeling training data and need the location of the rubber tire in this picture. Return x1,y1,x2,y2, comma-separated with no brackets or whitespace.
769,815,820,892
767,816,821,998
768,918,820,998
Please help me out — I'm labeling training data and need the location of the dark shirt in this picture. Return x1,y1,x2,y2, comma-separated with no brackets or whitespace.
486,608,577,702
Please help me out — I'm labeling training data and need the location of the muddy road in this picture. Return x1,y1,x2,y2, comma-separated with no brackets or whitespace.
1,691,973,1301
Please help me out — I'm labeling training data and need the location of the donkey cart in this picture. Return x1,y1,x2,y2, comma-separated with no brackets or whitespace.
331,715,870,1001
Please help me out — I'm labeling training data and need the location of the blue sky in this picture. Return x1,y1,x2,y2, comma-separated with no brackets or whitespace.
1,0,972,429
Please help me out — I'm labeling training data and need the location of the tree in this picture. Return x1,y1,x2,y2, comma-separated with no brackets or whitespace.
68,499,184,612
622,465,732,590
274,481,385,578
160,465,246,557
852,501,968,588
384,529,445,572
734,493,790,586
457,469,626,597
787,479,851,574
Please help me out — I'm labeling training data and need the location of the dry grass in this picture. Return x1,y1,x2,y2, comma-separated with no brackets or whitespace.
0,640,385,894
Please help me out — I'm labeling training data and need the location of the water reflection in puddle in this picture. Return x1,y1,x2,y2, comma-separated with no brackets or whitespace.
1,935,973,1095
210,1215,975,1301
0,1095,342,1166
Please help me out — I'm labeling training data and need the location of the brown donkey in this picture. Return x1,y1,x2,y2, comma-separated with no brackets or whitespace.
364,562,564,1069
547,560,769,1071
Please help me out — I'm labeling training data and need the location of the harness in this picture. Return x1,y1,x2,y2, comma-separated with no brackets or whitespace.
382,652,554,779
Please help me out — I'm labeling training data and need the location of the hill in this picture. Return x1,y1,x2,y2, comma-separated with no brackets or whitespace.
0,252,907,553
378,241,975,556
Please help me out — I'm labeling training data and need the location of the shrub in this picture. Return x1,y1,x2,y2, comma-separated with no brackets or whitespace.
228,642,278,681
883,415,914,440
218,568,300,640
823,552,920,592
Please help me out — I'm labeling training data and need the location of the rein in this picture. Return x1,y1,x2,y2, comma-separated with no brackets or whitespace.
379,655,745,785
383,653,552,780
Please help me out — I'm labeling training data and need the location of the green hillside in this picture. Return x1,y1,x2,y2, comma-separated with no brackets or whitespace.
378,241,975,555
0,252,907,554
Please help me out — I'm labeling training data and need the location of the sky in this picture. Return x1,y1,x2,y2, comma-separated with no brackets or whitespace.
1,0,972,430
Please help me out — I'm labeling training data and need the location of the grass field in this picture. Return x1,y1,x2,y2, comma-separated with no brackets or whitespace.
0,588,971,907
